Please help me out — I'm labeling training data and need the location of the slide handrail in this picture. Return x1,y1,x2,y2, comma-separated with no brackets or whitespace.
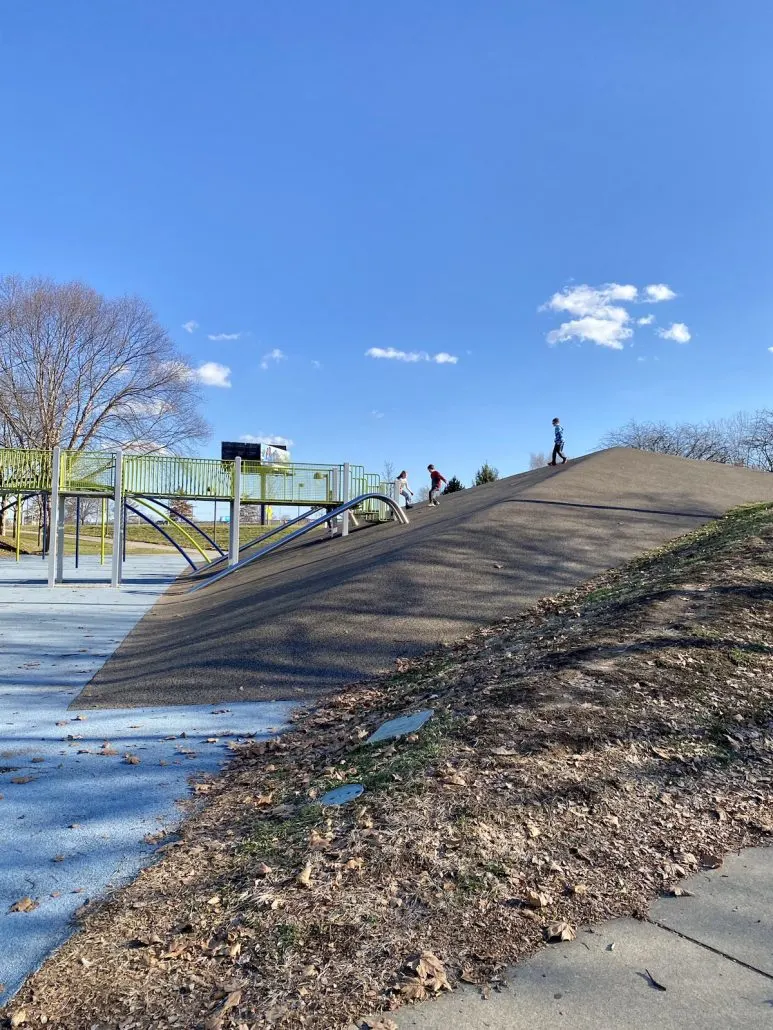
189,493,408,593
185,505,324,578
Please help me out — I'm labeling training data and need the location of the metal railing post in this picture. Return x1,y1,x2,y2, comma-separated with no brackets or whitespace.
229,457,241,566
341,462,350,537
47,446,61,587
111,450,123,587
190,491,408,593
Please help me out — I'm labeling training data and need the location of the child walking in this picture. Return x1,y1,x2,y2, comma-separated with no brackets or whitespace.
396,470,413,509
427,464,447,506
549,418,567,465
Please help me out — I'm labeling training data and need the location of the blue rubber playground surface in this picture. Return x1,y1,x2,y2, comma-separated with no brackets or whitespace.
0,555,293,1003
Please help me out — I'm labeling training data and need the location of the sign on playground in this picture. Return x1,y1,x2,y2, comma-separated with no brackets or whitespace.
220,441,291,464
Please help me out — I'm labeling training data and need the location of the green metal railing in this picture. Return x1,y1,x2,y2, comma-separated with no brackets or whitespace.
0,448,394,520
0,448,53,492
61,450,116,493
241,461,343,505
122,454,235,499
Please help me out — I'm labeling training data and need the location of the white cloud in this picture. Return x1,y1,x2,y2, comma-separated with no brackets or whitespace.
371,410,384,419
541,281,682,350
119,397,170,417
656,322,691,344
542,283,636,350
644,283,676,303
208,332,242,341
260,348,286,370
365,347,459,364
311,359,322,369
637,356,647,363
367,347,424,362
544,283,638,318
181,320,199,334
547,314,632,350
196,361,231,387
768,347,773,353
239,433,294,447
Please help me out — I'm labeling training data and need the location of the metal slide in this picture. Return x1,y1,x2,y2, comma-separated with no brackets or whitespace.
186,506,325,578
189,493,408,593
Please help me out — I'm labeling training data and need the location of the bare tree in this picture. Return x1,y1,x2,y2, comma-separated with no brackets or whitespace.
529,452,547,469
64,496,102,525
383,460,396,484
416,486,430,503
601,412,773,471
0,275,210,453
169,497,195,522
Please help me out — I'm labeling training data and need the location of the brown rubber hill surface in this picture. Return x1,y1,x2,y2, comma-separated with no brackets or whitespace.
76,448,773,707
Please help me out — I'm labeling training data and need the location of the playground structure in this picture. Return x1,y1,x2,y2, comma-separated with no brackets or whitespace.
0,447,406,587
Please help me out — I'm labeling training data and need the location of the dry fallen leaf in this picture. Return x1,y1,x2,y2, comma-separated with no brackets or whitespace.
401,950,451,998
254,862,273,877
296,862,313,888
699,853,723,870
203,989,242,1030
525,890,550,909
546,921,576,942
10,1009,27,1028
9,897,39,914
10,776,36,785
123,754,141,765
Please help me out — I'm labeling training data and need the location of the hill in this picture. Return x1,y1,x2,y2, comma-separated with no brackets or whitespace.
76,448,773,707
12,495,773,1030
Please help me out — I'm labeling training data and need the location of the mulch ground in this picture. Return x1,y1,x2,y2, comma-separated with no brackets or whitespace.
4,504,773,1030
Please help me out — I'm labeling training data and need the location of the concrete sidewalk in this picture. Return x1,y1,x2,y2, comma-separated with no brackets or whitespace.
385,849,773,1030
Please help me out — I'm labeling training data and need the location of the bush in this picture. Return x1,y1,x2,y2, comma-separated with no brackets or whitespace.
443,476,465,494
473,462,499,486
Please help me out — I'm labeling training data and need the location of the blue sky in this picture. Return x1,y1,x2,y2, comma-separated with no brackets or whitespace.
2,1,772,486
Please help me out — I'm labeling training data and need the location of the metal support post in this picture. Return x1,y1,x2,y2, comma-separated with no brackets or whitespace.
341,462,350,538
229,457,241,567
100,497,106,565
15,494,21,561
56,495,65,582
75,496,80,569
122,500,128,563
47,446,61,587
110,450,123,588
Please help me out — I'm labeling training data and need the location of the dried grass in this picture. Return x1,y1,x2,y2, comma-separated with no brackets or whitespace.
5,505,773,1030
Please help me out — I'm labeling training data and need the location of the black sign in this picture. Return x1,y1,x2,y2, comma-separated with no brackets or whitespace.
220,441,287,461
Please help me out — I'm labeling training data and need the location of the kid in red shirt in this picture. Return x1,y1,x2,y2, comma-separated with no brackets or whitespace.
427,464,447,506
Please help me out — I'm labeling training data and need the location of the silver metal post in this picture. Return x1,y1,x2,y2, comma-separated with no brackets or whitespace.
341,462,350,537
47,446,61,587
56,495,65,583
229,457,241,566
110,450,123,588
